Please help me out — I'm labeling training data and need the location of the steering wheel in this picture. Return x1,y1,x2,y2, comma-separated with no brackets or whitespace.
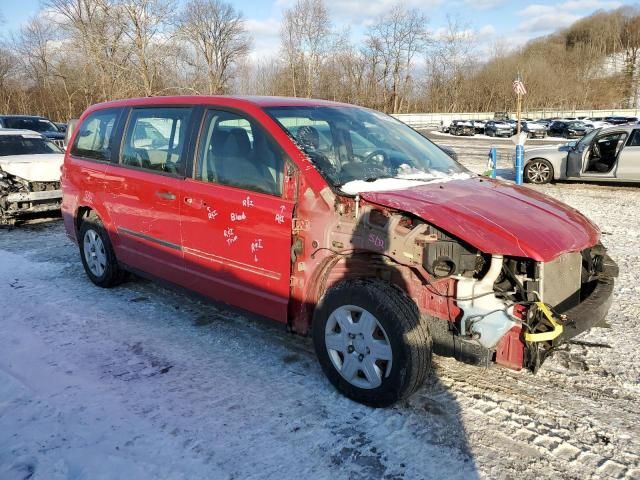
363,149,389,165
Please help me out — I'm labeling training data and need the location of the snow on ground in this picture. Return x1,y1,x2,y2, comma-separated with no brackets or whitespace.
0,135,639,479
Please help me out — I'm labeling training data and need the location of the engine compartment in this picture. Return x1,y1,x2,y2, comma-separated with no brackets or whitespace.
327,200,615,373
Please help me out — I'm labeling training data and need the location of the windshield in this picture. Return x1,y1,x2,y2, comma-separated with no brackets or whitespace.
0,134,62,156
3,117,59,133
265,106,467,188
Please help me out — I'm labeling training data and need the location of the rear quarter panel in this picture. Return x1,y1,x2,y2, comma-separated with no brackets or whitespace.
61,107,117,244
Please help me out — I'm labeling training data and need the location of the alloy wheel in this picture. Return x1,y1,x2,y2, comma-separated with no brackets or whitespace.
526,161,551,184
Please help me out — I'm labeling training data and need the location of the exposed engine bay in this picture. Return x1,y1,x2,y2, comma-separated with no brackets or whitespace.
329,202,618,373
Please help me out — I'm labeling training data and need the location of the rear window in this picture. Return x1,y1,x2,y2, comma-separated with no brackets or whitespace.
71,110,119,161
121,107,192,175
2,117,59,133
0,134,62,156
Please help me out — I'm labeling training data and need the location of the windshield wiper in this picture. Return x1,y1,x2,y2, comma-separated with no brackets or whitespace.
363,175,392,182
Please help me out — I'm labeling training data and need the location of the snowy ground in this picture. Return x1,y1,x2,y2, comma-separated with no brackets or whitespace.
1,137,639,479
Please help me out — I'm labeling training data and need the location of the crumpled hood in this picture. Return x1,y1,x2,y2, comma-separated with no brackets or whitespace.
360,177,599,262
0,154,63,182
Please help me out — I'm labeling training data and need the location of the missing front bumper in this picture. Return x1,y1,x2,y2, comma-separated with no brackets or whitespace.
1,189,62,223
524,255,618,370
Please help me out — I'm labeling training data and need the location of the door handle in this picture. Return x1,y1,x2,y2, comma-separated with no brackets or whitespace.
155,190,176,201
184,197,205,208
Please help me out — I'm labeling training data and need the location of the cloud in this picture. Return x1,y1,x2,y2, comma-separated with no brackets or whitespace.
277,0,443,24
478,24,496,36
463,0,505,10
519,12,582,33
244,18,282,60
516,0,623,33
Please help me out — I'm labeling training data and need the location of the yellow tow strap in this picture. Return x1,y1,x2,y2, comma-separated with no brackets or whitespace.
524,302,564,343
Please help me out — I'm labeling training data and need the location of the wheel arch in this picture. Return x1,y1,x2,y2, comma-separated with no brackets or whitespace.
74,204,118,246
295,252,424,335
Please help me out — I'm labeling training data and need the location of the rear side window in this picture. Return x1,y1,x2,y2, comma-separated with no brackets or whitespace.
121,108,191,175
195,110,285,196
71,110,118,161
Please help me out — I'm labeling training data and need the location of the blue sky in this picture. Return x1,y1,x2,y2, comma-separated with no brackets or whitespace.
1,0,637,59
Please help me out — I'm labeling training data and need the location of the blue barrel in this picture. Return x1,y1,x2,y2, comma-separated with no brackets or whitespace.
515,144,524,185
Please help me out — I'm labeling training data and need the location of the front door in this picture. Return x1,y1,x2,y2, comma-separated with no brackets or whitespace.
616,129,640,180
180,109,295,322
103,107,194,283
579,130,627,178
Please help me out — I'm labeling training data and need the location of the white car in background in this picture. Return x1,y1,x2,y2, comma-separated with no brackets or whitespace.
585,118,613,129
0,129,64,224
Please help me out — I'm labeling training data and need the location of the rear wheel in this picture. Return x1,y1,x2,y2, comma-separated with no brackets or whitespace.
313,279,432,407
524,158,554,184
79,215,126,287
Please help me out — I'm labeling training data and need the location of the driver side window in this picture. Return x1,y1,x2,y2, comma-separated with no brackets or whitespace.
627,129,640,147
195,110,285,196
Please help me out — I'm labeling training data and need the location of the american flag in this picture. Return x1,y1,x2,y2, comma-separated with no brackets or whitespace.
513,78,527,96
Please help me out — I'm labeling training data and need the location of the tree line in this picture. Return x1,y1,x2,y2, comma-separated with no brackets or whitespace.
1,0,639,122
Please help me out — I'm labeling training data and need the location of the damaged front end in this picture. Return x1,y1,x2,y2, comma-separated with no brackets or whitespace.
428,238,618,372
0,169,62,225
330,198,618,373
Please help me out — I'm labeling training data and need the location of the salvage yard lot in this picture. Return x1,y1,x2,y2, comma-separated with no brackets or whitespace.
1,142,639,479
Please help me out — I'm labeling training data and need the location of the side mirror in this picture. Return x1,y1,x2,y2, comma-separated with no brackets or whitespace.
567,141,577,149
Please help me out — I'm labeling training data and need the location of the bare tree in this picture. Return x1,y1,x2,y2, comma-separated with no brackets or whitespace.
280,0,332,98
45,0,131,102
366,3,428,113
119,0,174,96
176,0,251,95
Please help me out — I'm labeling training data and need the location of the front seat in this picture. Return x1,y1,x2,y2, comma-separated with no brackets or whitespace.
216,128,276,194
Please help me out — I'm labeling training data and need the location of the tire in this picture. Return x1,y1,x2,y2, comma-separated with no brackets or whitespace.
78,214,126,288
313,279,432,407
524,158,554,184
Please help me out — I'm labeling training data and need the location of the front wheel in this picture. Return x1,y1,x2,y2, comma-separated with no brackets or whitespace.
313,279,432,407
524,158,554,184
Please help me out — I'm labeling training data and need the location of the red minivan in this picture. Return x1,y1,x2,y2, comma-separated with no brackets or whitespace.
61,96,617,406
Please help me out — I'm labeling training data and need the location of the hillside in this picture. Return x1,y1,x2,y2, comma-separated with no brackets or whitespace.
444,7,640,113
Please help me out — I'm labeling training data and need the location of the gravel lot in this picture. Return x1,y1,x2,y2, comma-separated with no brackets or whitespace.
0,136,639,479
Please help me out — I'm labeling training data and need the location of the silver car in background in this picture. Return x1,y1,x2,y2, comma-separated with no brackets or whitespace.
522,125,640,184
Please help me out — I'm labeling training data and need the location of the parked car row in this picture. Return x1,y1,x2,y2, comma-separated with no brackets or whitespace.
441,114,640,140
